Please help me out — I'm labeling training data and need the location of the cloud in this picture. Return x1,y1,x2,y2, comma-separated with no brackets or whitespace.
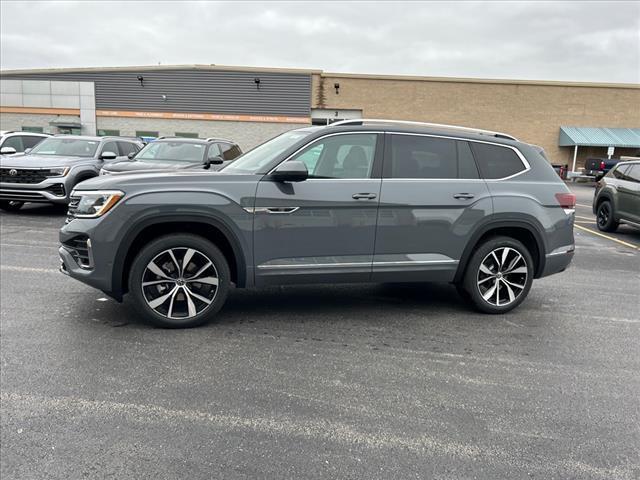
1,0,638,83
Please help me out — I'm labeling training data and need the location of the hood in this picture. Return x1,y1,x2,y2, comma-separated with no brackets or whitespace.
74,169,261,192
0,154,93,168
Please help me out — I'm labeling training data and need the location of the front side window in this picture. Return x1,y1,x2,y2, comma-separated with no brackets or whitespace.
101,141,119,156
135,141,206,163
22,135,46,149
222,130,313,174
470,142,527,179
117,141,139,156
389,135,457,179
219,143,242,161
288,133,377,179
612,164,629,179
30,138,99,157
2,136,25,152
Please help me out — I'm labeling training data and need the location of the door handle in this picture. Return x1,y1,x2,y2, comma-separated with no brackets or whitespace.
352,193,377,200
453,193,475,200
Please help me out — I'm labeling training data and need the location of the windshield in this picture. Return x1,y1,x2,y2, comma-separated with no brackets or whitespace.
221,130,312,174
30,138,99,157
135,141,206,163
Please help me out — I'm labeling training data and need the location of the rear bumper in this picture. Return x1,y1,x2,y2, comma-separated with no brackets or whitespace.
540,244,574,278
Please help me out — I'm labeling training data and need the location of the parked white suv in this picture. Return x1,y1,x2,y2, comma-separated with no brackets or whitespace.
0,131,50,156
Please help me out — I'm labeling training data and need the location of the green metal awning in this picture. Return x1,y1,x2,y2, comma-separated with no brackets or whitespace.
559,126,640,148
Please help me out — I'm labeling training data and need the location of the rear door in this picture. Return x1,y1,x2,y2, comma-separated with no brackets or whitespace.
372,133,492,282
253,132,383,285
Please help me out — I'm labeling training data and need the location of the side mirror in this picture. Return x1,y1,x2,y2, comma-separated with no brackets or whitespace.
127,152,136,160
272,160,308,182
100,151,117,161
594,173,605,182
0,147,17,155
203,156,223,170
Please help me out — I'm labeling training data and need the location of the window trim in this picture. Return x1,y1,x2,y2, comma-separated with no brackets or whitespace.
267,131,385,179
383,132,531,181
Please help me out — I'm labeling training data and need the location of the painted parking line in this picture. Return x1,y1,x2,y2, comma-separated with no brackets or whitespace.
575,215,594,220
574,224,640,250
0,265,59,274
576,204,593,208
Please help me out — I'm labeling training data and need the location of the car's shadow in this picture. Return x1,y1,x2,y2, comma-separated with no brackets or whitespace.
1,203,67,218
89,282,474,329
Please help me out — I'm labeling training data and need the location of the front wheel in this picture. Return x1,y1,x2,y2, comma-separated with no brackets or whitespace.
463,236,534,314
128,234,230,328
0,200,24,212
596,200,618,232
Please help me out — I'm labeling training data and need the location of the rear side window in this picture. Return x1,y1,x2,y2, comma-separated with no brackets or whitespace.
470,143,527,179
627,165,640,182
612,164,629,179
389,135,457,178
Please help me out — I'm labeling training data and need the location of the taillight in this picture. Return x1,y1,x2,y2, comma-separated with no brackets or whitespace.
599,161,606,170
555,192,576,213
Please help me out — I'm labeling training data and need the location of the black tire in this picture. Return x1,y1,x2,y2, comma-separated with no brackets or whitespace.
596,200,618,232
0,200,24,212
463,236,534,314
128,234,230,328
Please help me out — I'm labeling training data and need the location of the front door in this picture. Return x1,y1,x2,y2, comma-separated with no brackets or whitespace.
618,164,640,224
373,133,492,282
253,132,382,285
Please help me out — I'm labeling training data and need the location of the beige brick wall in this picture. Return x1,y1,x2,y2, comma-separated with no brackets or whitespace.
95,116,305,150
0,112,307,151
0,112,81,134
313,74,640,169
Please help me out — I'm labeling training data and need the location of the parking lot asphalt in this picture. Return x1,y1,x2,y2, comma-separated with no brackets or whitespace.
1,186,639,480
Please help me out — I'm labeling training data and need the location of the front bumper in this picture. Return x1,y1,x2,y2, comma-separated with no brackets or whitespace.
59,218,121,301
0,180,69,204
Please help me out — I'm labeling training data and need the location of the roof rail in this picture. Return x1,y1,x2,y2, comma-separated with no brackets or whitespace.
329,119,518,141
205,137,234,143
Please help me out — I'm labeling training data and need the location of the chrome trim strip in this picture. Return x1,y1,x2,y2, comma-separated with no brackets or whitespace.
547,245,575,257
257,260,458,270
243,207,300,214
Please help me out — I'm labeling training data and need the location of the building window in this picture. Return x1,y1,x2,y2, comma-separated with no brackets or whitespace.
98,129,120,136
175,132,199,138
136,131,159,139
22,126,44,133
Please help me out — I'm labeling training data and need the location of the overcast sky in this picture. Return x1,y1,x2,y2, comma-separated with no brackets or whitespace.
1,1,638,83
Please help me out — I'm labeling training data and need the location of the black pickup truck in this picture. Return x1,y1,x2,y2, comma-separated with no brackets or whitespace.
584,157,621,178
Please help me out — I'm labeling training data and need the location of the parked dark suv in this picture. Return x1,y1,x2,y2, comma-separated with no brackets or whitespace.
593,160,640,231
100,137,242,175
59,120,575,327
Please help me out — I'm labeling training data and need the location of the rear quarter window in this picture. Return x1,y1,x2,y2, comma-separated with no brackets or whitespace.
470,143,527,179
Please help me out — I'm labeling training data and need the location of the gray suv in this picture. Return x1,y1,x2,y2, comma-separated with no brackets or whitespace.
59,120,576,327
0,135,143,211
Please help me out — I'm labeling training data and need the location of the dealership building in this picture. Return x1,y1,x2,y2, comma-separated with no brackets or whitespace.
1,64,639,171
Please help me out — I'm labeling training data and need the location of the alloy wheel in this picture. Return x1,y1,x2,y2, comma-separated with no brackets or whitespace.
141,247,219,319
597,203,610,228
476,247,528,307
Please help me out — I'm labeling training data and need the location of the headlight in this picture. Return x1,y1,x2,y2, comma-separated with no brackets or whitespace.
46,167,70,177
72,190,124,218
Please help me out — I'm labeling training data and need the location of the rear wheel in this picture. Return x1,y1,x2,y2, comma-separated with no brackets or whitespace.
0,200,24,212
128,234,230,328
463,236,534,314
596,200,618,232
